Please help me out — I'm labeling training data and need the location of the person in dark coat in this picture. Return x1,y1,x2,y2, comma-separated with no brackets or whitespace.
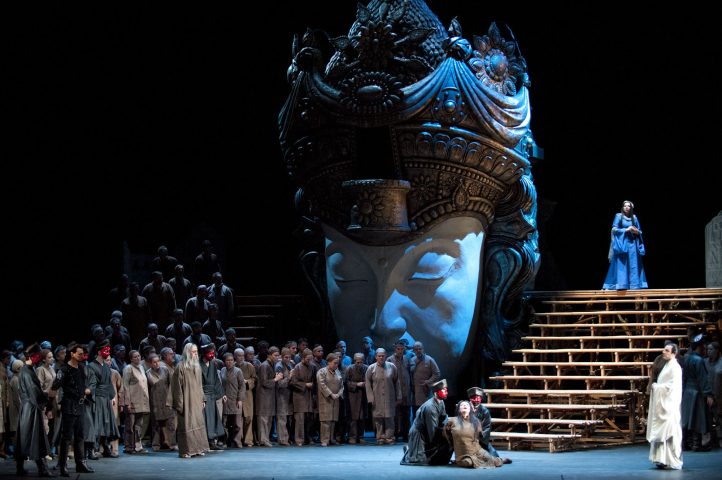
681,334,713,451
52,342,94,477
199,343,226,449
401,379,450,466
15,343,54,477
87,340,120,458
467,386,511,463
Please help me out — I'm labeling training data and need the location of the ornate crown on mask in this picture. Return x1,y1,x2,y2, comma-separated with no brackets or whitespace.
279,0,538,245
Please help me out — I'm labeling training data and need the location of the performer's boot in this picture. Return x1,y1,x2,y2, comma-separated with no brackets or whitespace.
36,458,56,477
56,441,70,477
74,439,94,473
16,457,27,476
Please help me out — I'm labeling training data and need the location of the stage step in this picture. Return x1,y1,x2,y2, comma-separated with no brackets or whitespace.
485,389,635,397
491,418,603,426
530,322,711,329
534,309,715,316
503,361,651,367
485,403,626,410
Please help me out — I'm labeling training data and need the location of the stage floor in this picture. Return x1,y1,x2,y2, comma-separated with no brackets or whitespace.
2,443,720,479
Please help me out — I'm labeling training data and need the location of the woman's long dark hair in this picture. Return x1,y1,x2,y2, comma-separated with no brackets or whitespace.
455,400,481,431
620,200,635,218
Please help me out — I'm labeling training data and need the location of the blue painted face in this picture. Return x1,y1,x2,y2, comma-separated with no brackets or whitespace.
323,216,485,387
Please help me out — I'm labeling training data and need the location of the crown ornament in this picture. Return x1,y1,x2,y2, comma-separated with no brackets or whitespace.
280,0,537,246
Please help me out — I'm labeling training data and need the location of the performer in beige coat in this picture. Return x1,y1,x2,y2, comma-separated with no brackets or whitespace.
647,343,683,470
317,353,344,446
365,348,401,444
121,350,150,454
171,343,208,458
220,353,245,448
235,348,256,447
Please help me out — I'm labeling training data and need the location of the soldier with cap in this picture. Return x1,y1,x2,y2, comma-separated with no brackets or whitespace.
15,343,54,477
467,386,511,463
680,334,713,451
401,379,451,466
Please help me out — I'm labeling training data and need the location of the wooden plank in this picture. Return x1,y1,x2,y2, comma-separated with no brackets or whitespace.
530,322,710,328
534,309,715,316
490,432,580,439
491,418,603,425
523,335,687,341
485,403,626,410
513,348,663,353
485,389,635,395
490,375,647,381
526,288,722,299
542,297,722,304
503,362,652,367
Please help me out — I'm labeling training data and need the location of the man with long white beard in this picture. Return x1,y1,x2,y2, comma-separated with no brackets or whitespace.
171,343,208,458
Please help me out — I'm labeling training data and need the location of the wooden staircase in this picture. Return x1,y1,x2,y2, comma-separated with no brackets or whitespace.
487,288,722,452
230,295,310,345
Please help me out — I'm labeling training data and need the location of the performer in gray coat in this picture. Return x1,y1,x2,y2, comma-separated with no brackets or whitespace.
274,348,294,445
401,379,448,466
317,353,344,446
290,348,316,446
199,343,226,449
256,347,283,446
14,343,53,477
680,334,713,451
365,348,401,444
220,353,245,448
344,353,368,444
86,340,120,458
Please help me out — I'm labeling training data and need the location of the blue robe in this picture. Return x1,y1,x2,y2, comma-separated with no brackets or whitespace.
603,213,647,289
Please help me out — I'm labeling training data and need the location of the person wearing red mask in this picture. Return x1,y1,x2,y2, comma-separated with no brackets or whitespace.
401,379,451,466
467,387,511,464
14,343,54,477
199,343,226,450
87,340,120,458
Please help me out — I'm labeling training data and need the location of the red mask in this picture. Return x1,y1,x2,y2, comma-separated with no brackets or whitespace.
436,387,448,400
469,394,482,405
204,351,216,361
100,346,111,359
82,352,89,361
30,352,43,366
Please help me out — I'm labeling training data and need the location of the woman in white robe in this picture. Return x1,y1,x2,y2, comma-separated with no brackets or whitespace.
646,343,683,470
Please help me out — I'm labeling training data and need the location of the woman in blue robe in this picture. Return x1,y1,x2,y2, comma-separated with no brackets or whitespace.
603,200,648,289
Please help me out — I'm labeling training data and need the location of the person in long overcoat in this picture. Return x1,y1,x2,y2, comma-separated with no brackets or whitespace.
235,348,256,447
401,379,449,466
171,343,208,458
199,343,225,449
147,354,176,451
274,348,294,445
365,348,401,444
680,335,713,450
255,347,283,446
290,348,316,446
220,353,245,448
87,340,120,458
317,353,344,446
14,344,53,477
344,353,368,444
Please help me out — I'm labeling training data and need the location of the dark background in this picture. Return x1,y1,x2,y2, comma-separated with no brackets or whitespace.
4,1,720,348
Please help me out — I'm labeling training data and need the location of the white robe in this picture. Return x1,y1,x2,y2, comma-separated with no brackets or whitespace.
646,358,683,469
